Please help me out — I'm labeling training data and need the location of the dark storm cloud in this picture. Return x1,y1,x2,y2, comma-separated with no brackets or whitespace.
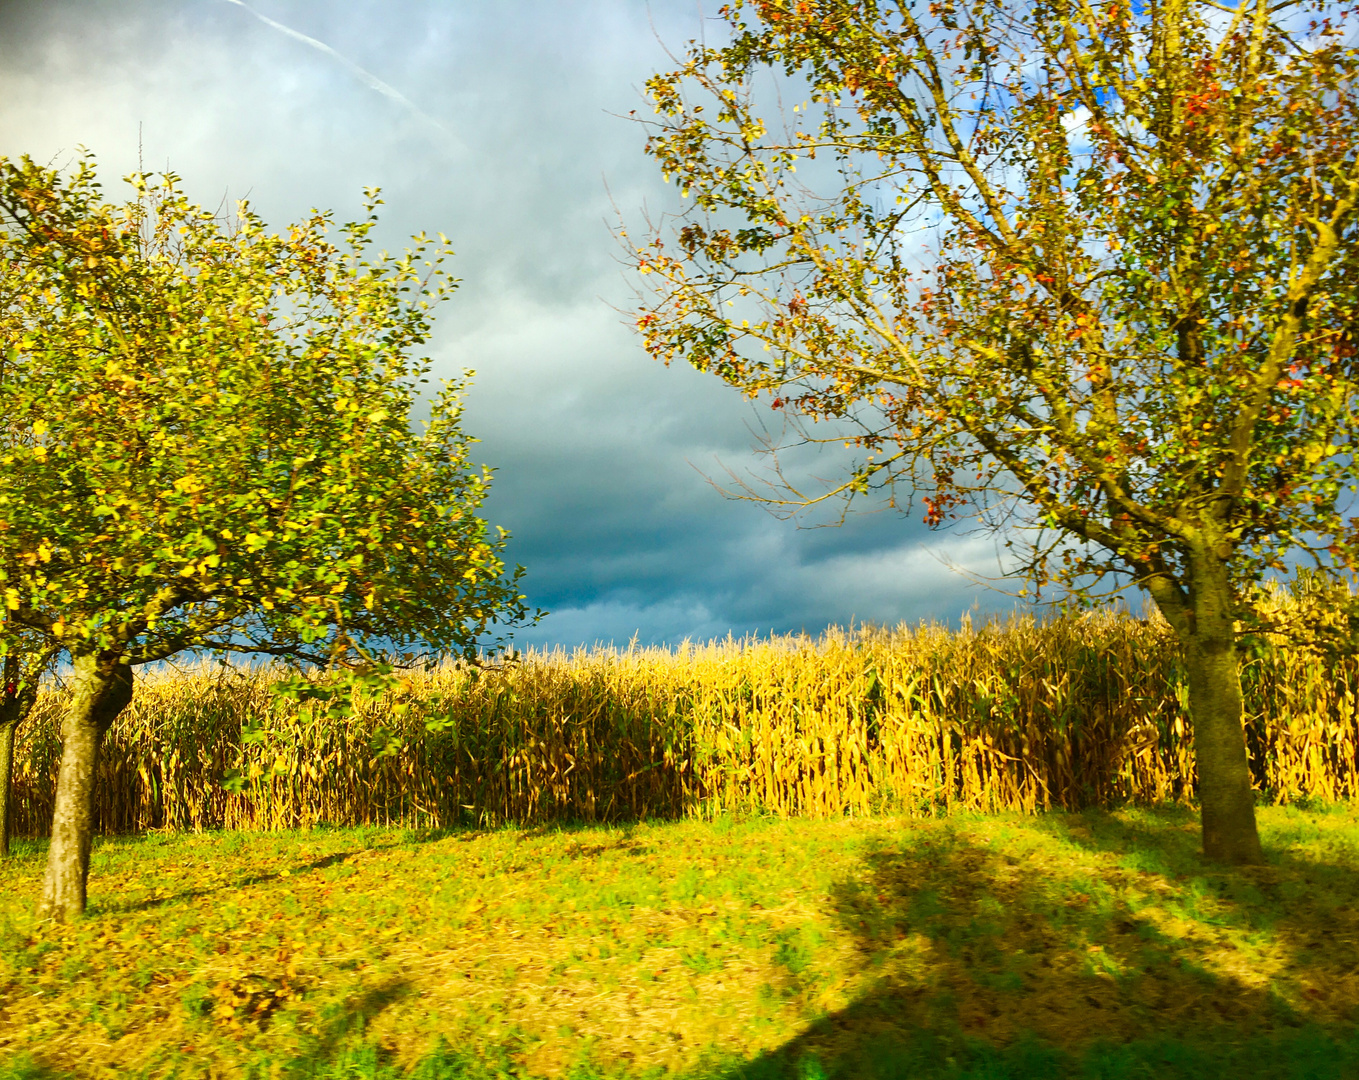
0,0,1024,649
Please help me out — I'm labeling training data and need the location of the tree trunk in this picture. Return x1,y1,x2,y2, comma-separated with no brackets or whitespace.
37,654,133,921
2,652,47,859
0,717,16,859
1151,554,1264,865
1182,628,1263,862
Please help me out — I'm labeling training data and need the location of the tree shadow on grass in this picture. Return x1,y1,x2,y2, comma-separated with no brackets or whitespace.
0,1055,67,1080
691,806,1359,1080
63,819,661,916
97,848,363,914
73,819,599,916
280,976,416,1078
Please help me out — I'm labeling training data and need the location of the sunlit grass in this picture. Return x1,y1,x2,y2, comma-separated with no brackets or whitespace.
2,803,1358,1078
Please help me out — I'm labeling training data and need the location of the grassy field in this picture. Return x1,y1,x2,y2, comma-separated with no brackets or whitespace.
3,803,1359,1079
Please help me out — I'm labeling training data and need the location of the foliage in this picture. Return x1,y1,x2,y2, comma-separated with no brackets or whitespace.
628,0,1359,611
0,152,531,670
627,0,1359,863
7,597,1359,837
1,807,1358,1076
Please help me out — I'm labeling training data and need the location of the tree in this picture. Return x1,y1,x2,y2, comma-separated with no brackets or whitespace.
628,0,1359,863
0,154,533,918
0,635,57,858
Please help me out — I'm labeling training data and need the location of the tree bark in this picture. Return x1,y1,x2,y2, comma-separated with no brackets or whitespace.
0,717,16,859
37,653,133,921
1149,552,1264,865
1183,630,1262,863
1,652,41,860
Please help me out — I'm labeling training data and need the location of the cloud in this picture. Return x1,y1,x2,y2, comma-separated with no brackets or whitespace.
1062,105,1093,136
213,0,463,152
0,0,1026,649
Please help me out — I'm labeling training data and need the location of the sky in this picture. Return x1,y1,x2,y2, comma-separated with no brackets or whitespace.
0,0,1042,650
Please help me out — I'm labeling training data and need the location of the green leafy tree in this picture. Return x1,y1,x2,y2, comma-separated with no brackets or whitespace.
0,155,533,918
629,0,1359,863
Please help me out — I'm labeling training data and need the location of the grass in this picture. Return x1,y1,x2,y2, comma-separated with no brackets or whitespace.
2,803,1359,1078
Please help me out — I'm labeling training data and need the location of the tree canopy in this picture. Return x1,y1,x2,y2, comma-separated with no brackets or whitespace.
0,154,528,667
0,153,533,916
629,0,1359,863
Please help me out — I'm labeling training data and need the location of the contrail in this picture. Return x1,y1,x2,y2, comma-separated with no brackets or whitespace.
217,0,461,149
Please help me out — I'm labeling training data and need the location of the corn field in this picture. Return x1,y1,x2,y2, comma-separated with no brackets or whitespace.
9,603,1359,836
